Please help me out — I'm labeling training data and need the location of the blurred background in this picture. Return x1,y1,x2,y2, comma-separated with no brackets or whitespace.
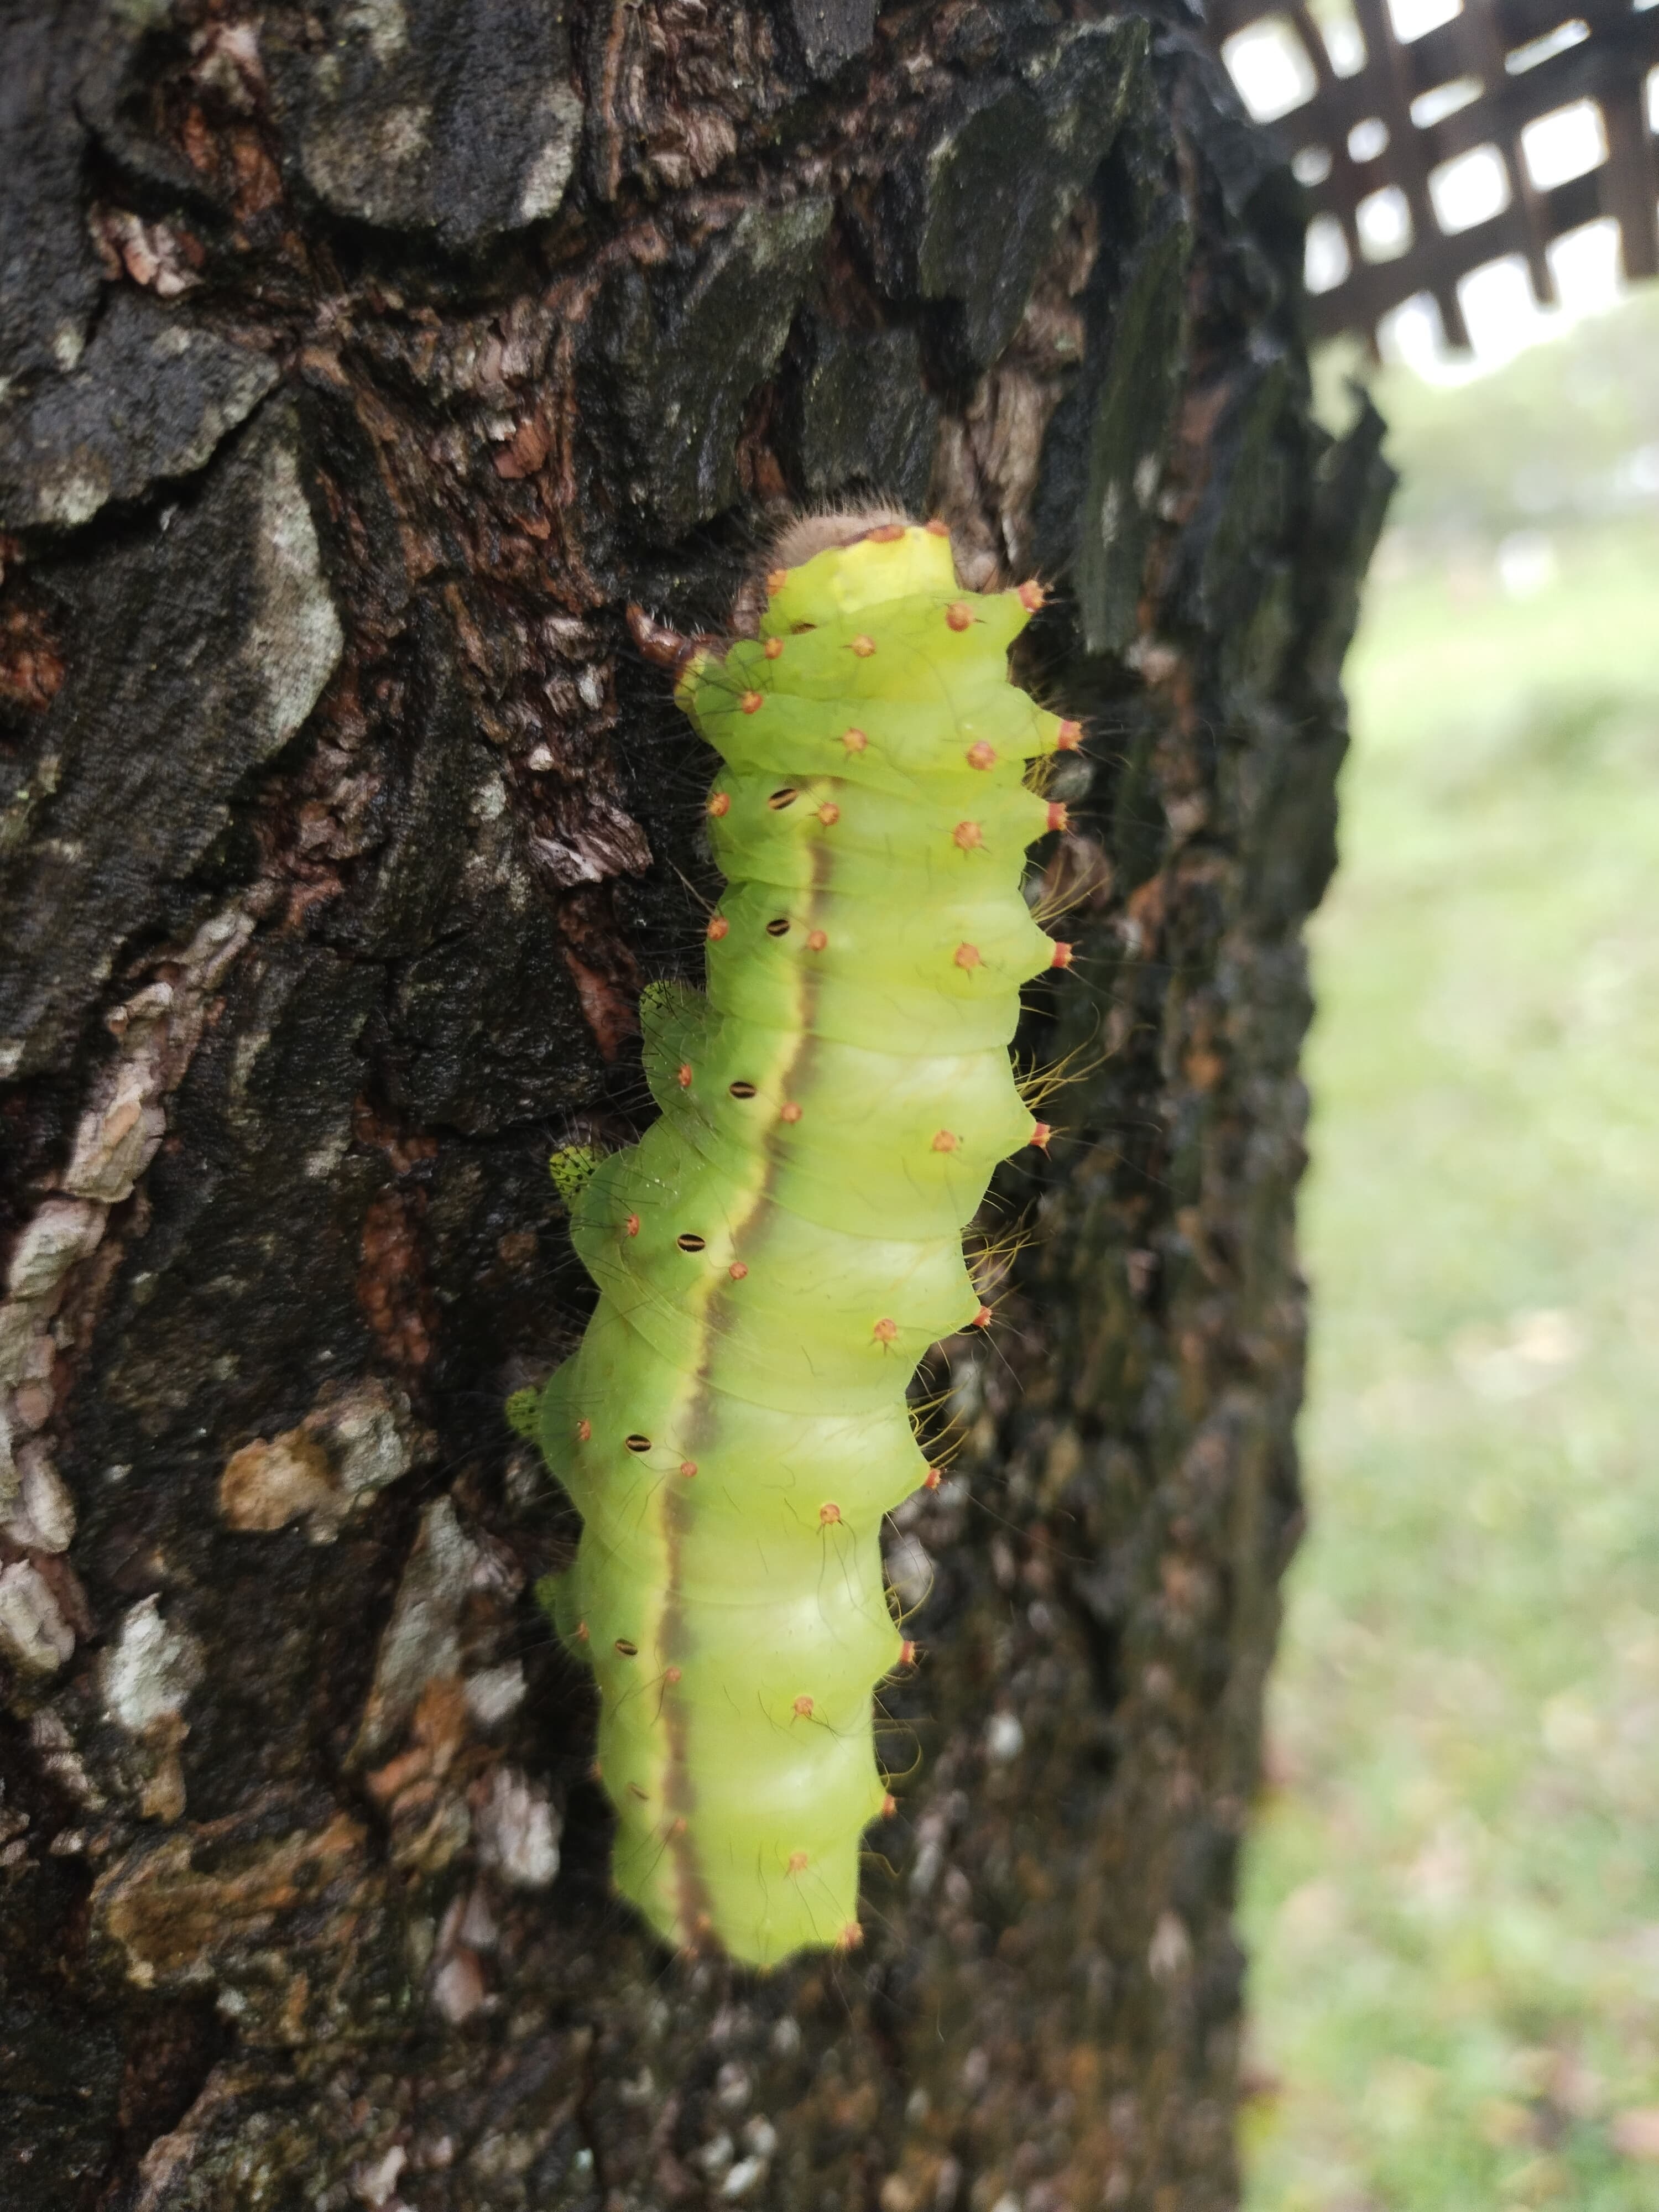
1207,4,1659,2196
1225,194,1659,2212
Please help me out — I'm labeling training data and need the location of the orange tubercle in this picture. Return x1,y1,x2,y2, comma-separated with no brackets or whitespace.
679,1459,697,1478
849,634,877,658
925,518,951,537
945,601,973,632
924,1466,942,1489
972,1304,993,1329
931,1130,958,1152
1051,941,1074,969
1029,1121,1052,1148
788,1848,811,1872
868,522,906,543
676,1062,692,1088
966,742,996,771
806,928,828,952
664,1665,682,1684
1018,580,1046,612
873,1317,899,1344
819,1501,842,1525
576,1418,592,1442
575,1619,589,1641
1046,801,1070,832
843,727,868,753
766,568,788,594
708,790,730,817
952,820,983,851
954,943,982,970
1056,718,1083,750
780,1102,803,1123
728,1261,749,1280
881,1793,898,1818
625,1213,640,1237
764,637,784,660
794,1694,815,1718
707,916,728,941
817,801,840,825
899,1640,917,1667
835,1922,864,1953
740,691,764,714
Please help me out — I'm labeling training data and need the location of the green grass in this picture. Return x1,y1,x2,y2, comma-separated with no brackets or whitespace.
1240,295,1659,2212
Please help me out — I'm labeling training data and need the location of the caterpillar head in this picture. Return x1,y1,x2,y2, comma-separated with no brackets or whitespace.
549,1142,602,1207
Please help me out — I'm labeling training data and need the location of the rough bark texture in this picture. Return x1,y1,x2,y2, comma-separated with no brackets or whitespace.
0,4,1391,2209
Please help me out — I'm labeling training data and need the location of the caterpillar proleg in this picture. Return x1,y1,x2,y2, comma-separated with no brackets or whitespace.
533,517,1078,1965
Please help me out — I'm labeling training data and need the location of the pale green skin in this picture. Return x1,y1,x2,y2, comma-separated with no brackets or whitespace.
536,525,1071,1965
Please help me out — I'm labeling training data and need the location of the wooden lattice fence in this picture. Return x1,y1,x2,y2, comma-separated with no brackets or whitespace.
1209,0,1659,347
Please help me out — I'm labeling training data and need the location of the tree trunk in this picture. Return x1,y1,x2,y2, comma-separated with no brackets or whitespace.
0,4,1390,2208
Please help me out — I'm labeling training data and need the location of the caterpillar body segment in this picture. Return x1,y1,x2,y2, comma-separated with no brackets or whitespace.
537,520,1073,1965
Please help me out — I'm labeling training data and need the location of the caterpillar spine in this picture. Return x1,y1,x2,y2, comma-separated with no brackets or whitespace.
534,518,1076,1965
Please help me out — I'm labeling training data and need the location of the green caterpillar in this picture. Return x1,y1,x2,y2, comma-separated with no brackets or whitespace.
531,517,1079,1966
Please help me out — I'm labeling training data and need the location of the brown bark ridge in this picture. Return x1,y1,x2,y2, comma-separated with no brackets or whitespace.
0,4,1391,2208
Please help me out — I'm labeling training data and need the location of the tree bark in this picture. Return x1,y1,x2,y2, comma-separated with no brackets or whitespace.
0,4,1390,2209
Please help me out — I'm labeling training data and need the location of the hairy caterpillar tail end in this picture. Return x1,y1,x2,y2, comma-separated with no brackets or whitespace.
533,518,1078,1966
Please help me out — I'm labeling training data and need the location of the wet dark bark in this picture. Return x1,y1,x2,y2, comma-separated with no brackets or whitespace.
0,4,1391,2208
